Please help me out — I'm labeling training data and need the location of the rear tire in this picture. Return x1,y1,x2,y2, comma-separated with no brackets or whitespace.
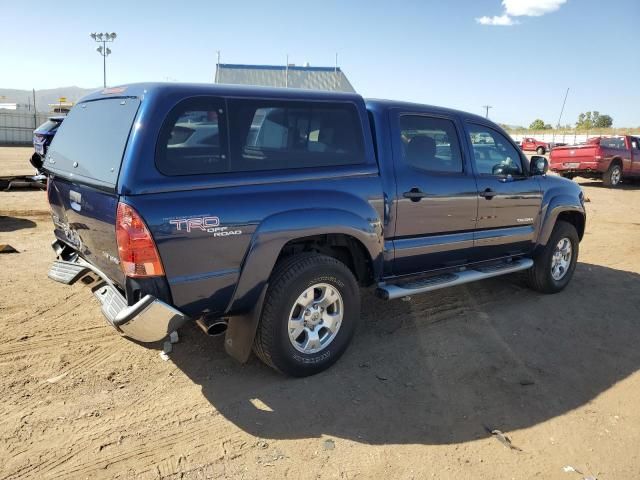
602,163,622,187
253,253,360,377
536,146,546,155
526,221,579,294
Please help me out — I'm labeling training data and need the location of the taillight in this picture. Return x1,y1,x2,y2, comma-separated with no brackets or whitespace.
594,148,603,161
116,202,164,277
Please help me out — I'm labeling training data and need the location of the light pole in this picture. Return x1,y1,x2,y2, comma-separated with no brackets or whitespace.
482,105,492,119
90,32,117,88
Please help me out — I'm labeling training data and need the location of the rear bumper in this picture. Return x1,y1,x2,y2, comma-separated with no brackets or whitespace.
48,241,187,342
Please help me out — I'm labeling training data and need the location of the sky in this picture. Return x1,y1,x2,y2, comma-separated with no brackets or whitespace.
1,0,639,127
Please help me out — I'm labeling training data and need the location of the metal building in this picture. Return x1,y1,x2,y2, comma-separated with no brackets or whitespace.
215,63,356,93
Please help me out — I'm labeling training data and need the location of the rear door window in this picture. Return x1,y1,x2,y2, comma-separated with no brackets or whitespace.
398,115,463,173
156,97,228,175
228,99,365,171
45,97,140,188
600,137,625,149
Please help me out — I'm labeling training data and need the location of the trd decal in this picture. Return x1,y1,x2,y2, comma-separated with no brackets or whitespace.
168,216,242,237
169,216,220,232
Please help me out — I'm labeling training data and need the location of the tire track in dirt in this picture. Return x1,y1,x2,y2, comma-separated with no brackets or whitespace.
16,417,244,479
0,327,115,357
1,287,82,320
3,448,79,480
5,365,272,479
61,346,117,379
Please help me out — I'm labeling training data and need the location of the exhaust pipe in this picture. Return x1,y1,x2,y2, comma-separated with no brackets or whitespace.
196,317,228,337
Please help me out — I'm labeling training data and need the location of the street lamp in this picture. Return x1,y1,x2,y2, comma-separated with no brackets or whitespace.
90,32,117,88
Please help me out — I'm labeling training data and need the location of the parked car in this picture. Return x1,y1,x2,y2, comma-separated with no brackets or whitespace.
30,116,64,171
550,136,640,187
44,83,586,376
520,137,551,155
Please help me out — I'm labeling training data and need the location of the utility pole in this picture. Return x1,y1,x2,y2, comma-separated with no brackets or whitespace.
32,89,37,129
215,50,220,83
285,54,289,88
482,105,492,118
90,32,117,88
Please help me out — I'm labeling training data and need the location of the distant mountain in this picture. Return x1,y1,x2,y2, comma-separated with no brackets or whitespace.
0,86,99,112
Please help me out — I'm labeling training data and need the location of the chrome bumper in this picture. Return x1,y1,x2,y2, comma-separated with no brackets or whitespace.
48,251,187,343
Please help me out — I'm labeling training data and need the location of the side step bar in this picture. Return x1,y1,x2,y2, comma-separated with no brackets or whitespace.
376,258,534,300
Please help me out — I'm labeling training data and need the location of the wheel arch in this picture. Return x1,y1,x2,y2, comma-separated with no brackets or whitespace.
276,233,375,286
556,210,585,241
225,208,384,315
537,195,586,247
610,156,623,168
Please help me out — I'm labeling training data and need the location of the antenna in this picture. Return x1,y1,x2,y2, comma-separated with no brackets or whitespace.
556,88,570,129
482,105,492,118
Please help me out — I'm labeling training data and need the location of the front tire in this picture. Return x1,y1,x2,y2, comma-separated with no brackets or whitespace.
602,163,622,187
253,253,360,377
526,221,579,294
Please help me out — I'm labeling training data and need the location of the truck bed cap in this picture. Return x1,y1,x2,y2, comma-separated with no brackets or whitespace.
78,82,365,104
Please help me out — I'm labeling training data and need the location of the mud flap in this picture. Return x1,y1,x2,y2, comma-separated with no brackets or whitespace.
224,284,268,363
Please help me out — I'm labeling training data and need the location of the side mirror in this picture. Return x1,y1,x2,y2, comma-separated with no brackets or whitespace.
530,155,548,175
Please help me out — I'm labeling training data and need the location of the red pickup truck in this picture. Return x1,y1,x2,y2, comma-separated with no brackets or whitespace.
549,136,640,187
521,137,550,155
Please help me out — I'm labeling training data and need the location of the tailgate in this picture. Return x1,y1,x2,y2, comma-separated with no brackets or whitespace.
550,145,598,166
45,96,141,286
48,178,123,284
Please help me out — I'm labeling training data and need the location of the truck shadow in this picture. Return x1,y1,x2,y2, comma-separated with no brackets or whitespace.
0,215,37,232
170,262,640,445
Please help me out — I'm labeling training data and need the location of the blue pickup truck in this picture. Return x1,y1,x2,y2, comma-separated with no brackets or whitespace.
44,83,585,376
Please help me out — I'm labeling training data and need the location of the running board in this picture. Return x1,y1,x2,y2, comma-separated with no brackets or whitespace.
376,258,534,300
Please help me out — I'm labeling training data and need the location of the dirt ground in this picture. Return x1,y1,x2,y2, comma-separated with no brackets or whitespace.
1,145,639,480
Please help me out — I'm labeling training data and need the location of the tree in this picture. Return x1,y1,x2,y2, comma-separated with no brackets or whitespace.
594,114,613,128
576,111,613,129
576,112,593,129
529,119,552,130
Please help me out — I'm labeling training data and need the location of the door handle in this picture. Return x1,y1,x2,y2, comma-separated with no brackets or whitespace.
479,188,497,199
403,188,427,202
